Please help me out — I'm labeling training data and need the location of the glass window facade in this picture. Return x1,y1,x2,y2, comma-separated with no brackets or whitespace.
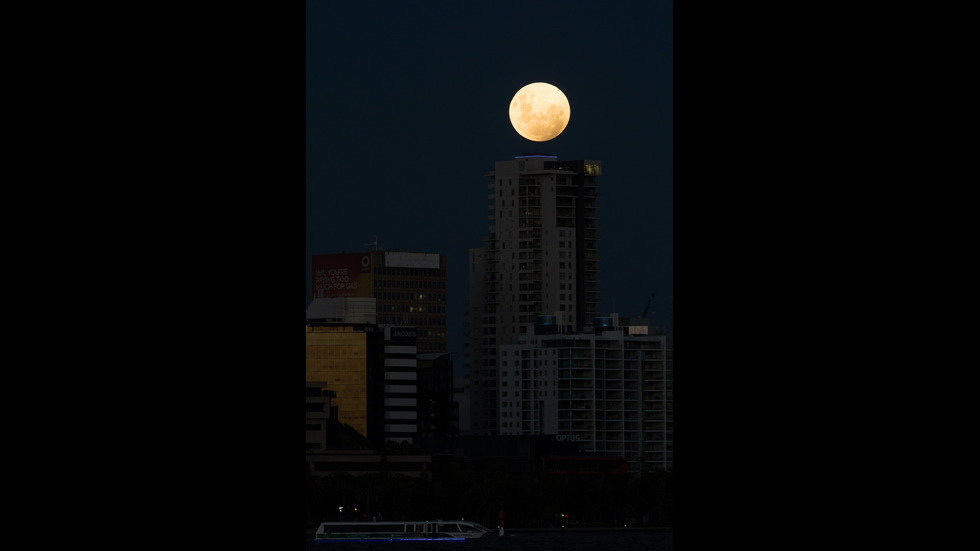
306,326,369,436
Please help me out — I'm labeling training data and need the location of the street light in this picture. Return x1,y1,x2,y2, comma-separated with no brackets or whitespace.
339,506,344,521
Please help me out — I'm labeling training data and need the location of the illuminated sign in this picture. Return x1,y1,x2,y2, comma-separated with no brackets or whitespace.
312,253,373,299
386,327,417,343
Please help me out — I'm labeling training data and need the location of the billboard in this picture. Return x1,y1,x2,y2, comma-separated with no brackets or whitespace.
312,253,373,299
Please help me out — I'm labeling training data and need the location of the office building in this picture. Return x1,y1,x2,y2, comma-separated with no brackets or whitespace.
306,297,459,447
311,250,447,354
306,381,337,452
416,352,459,439
379,326,422,444
305,322,375,438
466,155,601,435
306,300,424,445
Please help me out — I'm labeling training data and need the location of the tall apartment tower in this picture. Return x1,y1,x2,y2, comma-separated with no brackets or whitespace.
466,155,601,435
499,318,673,473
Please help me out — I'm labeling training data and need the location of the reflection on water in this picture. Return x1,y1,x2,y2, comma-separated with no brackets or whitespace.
307,530,672,551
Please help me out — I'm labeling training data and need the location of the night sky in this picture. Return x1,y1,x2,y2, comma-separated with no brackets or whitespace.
306,1,673,364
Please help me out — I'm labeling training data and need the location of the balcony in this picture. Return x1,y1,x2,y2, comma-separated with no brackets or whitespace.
558,348,593,358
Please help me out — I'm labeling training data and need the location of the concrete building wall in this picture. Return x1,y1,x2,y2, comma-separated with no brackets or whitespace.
492,324,672,473
466,155,601,436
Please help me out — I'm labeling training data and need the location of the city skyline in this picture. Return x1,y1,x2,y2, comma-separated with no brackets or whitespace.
307,2,673,368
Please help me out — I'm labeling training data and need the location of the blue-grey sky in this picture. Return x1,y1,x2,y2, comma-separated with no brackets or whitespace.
306,1,673,362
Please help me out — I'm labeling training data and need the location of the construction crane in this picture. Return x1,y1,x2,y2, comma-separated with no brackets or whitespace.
641,293,656,317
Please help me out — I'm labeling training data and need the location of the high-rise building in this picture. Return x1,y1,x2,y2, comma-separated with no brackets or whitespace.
465,155,601,435
306,381,337,452
498,316,673,473
378,326,422,444
312,250,447,354
305,300,425,445
305,323,375,438
416,352,460,440
306,297,459,444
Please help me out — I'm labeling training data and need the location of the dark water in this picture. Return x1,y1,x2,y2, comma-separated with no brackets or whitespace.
306,530,672,551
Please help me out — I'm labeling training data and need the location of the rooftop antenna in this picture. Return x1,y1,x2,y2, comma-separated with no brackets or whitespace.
364,236,380,251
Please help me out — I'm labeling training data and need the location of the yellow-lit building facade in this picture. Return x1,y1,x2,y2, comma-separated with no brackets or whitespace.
305,318,424,445
305,325,371,437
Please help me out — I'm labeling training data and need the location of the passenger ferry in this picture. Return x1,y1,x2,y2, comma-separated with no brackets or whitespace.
314,520,492,542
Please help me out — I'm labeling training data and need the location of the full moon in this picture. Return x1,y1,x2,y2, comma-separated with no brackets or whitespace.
508,82,570,142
